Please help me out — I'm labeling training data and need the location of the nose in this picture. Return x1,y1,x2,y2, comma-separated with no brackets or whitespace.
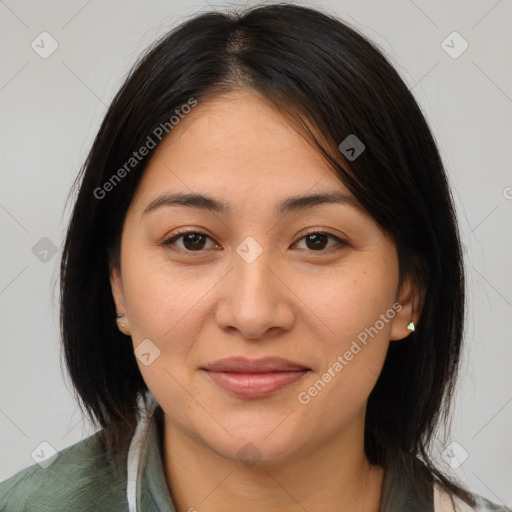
214,246,295,340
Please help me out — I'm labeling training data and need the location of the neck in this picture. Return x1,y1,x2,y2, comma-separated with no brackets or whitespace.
161,410,385,512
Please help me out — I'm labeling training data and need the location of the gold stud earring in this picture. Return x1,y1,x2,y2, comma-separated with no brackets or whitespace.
406,321,415,332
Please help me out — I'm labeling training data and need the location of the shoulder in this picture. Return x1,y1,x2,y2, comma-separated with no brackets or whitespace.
0,431,128,512
434,481,512,512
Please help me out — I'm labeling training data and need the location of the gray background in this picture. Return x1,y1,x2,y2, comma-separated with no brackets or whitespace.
0,0,511,506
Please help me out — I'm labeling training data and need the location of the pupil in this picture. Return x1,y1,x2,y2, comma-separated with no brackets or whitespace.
307,234,327,250
184,233,205,250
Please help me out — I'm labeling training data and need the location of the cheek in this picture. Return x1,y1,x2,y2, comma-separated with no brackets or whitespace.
121,247,215,340
298,254,399,343
294,255,398,410
123,257,209,409
296,316,392,430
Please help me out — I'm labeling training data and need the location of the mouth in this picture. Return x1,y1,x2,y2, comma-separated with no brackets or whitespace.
201,357,311,399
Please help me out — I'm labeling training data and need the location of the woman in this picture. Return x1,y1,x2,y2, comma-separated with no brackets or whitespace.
0,3,509,511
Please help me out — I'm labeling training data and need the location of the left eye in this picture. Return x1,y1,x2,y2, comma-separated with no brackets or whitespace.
294,232,345,251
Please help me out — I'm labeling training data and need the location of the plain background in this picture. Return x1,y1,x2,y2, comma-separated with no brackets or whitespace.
0,0,510,506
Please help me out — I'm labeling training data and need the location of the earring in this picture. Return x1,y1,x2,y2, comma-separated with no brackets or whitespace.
116,313,125,328
406,321,415,332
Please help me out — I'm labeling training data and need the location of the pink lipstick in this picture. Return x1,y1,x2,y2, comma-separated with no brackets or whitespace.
201,357,310,399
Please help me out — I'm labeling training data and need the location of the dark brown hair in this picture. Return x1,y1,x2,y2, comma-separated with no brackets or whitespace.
60,2,471,506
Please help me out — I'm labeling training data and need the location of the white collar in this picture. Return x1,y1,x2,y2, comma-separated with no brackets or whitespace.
126,395,158,512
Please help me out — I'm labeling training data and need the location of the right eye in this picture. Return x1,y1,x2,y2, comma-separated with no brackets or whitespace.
162,230,221,252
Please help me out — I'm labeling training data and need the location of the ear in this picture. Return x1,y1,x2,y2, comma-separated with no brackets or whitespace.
389,276,423,341
110,265,131,336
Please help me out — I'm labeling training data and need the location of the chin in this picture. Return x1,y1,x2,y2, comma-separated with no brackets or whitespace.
199,423,304,467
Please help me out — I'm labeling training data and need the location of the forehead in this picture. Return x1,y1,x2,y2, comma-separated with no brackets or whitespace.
133,89,349,199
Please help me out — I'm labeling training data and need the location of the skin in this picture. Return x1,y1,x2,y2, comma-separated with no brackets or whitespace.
110,88,421,512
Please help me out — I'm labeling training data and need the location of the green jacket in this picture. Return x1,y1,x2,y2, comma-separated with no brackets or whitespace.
1,406,510,512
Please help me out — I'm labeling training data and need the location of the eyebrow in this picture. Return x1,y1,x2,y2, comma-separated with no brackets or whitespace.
142,191,360,217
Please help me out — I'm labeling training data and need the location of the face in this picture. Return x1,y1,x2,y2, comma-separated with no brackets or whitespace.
110,89,418,465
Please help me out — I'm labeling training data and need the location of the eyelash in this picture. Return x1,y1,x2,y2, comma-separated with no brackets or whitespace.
162,229,348,253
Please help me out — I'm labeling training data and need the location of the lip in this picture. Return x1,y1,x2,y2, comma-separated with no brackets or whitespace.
201,357,311,399
202,356,310,373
